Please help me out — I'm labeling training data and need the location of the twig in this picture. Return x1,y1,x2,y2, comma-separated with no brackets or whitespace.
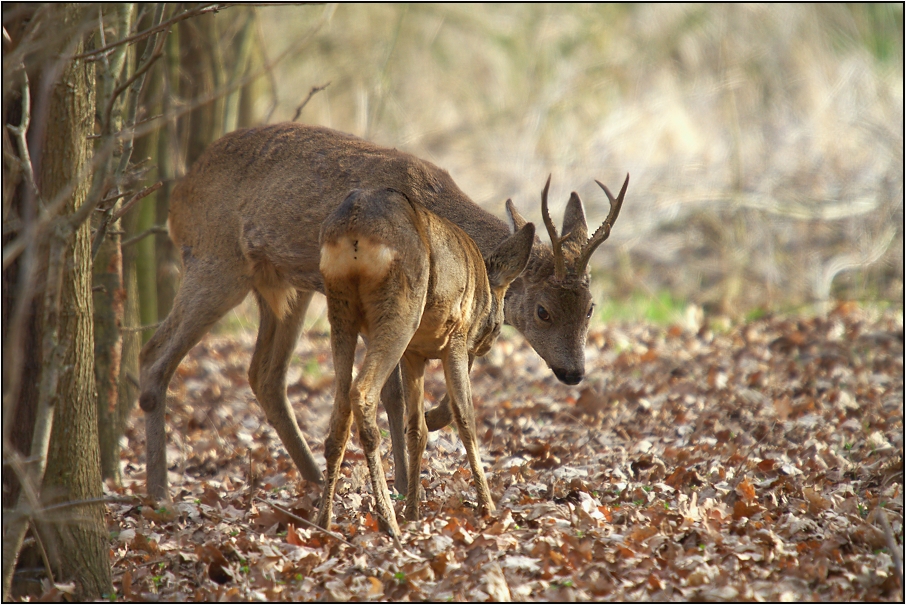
4,4,334,270
112,4,165,181
72,4,231,61
3,495,140,526
1,135,116,270
39,495,139,515
27,521,55,587
97,190,130,210
121,225,167,248
5,71,39,202
93,5,167,261
292,82,331,122
1,64,43,453
88,113,163,139
1,404,59,600
253,497,354,548
112,181,162,221
102,24,166,134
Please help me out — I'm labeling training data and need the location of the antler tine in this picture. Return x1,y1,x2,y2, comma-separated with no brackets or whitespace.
540,174,566,280
575,173,629,275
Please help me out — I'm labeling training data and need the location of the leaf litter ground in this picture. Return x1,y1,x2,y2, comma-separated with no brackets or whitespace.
102,304,902,601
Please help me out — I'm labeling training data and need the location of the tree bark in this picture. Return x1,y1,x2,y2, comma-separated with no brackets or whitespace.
35,6,112,598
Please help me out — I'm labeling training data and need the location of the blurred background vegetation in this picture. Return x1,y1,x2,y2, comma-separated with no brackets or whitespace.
3,5,900,595
220,3,903,325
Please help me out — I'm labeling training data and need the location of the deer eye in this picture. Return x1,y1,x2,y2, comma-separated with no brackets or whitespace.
537,305,551,322
587,304,595,319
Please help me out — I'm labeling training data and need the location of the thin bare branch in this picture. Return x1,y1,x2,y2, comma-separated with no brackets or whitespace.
1,58,49,456
102,20,166,134
94,5,166,260
88,113,163,139
1,264,65,596
137,3,335,133
4,3,334,271
1,135,116,270
120,320,163,334
121,224,167,248
5,71,39,202
254,497,354,548
97,190,130,209
72,4,232,61
1,450,49,599
28,521,55,587
292,82,331,121
112,181,161,221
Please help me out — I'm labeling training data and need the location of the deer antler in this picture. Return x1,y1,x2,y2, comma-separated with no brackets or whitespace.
575,173,629,276
541,175,567,280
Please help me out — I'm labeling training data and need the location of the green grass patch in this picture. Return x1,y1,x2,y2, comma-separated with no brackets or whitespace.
597,291,687,325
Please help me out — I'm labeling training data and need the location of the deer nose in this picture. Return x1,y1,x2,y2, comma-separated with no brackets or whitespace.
553,367,584,385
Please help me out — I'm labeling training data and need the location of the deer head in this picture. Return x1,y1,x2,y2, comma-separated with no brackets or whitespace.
503,174,629,385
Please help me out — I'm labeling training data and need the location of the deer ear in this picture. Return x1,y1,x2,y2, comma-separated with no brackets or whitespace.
505,199,527,233
561,191,588,245
487,223,535,290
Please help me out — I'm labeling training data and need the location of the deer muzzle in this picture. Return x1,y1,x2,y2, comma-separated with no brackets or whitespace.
552,367,584,385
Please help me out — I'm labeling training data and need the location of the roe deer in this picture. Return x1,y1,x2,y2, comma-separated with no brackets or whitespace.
315,188,535,536
138,122,629,501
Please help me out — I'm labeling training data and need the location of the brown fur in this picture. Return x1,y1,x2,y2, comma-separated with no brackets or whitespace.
315,189,534,536
138,123,627,501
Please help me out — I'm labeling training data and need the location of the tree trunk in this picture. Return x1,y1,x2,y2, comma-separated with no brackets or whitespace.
36,6,112,598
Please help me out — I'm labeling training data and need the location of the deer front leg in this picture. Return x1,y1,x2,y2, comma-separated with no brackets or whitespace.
425,358,473,431
424,394,453,432
400,353,427,521
443,344,495,515
139,262,250,501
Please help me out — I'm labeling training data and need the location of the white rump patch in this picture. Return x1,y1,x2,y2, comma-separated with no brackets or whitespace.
320,236,397,280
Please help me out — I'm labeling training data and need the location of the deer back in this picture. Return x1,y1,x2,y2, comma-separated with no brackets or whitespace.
168,122,625,385
169,124,510,276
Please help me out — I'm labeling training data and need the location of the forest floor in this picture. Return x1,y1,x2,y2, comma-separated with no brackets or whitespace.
91,304,902,601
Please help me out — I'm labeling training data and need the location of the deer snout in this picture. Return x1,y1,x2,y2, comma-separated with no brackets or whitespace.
552,367,584,385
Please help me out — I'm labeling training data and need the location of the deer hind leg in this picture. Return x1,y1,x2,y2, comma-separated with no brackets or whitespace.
248,290,322,484
139,261,250,500
351,314,420,538
443,345,495,515
380,365,409,495
316,307,357,532
401,353,427,521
